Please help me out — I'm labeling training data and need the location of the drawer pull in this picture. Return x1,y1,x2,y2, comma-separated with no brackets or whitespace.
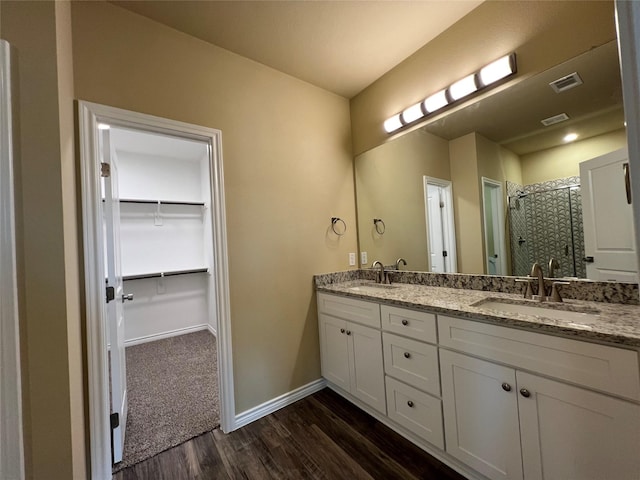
346,330,351,336
340,328,345,334
407,400,414,407
404,352,411,359
401,319,409,326
520,388,531,398
501,382,512,392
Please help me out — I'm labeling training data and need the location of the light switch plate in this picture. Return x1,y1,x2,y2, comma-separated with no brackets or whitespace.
349,253,356,266
361,251,368,265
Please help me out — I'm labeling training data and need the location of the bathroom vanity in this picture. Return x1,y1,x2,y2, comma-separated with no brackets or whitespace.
316,274,640,480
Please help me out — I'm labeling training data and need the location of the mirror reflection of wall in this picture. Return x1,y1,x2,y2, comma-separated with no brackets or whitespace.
354,40,629,281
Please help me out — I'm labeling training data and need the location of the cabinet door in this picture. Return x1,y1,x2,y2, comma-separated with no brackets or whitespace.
348,321,386,414
318,313,350,391
518,371,640,480
440,350,523,480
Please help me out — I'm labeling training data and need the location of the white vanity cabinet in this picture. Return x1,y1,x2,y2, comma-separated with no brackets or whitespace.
439,315,640,480
317,293,386,414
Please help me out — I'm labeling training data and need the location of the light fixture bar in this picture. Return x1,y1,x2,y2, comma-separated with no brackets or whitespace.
383,53,517,134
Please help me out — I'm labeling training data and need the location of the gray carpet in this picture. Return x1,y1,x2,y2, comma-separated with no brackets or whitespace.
113,330,219,472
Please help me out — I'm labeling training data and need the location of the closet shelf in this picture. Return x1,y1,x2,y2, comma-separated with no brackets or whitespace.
123,267,209,281
119,198,206,207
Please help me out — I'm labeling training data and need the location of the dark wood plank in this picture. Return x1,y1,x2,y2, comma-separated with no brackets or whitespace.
115,388,468,480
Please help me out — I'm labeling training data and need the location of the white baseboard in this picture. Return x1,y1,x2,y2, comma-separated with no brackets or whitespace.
207,324,217,337
234,378,327,430
124,324,209,347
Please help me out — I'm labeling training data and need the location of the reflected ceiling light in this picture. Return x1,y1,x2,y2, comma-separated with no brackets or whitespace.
97,123,111,130
383,114,404,133
563,133,578,142
423,89,449,113
479,54,515,87
448,74,478,101
382,53,516,134
401,102,425,124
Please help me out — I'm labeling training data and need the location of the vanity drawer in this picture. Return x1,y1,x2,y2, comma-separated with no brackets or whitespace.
385,376,444,449
383,332,440,396
438,315,640,401
381,305,437,343
317,292,380,328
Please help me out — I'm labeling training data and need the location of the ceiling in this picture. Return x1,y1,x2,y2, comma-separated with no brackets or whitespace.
110,0,483,99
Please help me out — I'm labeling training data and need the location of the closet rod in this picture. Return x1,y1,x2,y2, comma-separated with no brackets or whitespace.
119,199,205,206
123,267,209,281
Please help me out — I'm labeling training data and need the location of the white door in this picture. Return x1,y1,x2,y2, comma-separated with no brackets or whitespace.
101,129,128,464
424,177,457,273
318,313,350,391
348,322,386,414
440,350,523,480
482,178,507,275
426,184,445,272
580,148,638,282
518,372,640,480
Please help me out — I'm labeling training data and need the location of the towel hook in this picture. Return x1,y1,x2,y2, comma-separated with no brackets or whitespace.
331,217,346,236
373,218,386,235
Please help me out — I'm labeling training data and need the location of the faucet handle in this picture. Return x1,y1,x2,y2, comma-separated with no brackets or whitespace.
515,278,534,299
550,281,571,302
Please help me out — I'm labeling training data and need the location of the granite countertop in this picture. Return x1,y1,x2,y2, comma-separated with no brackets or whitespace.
317,280,640,348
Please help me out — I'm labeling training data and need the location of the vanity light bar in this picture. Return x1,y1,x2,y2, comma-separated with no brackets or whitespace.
383,53,516,134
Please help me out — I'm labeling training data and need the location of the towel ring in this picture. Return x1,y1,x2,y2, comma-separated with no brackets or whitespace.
373,218,386,235
331,217,347,236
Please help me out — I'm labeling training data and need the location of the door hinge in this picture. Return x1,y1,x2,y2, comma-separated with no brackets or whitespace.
443,250,448,257
106,286,115,303
439,200,445,208
583,256,595,263
110,412,119,430
100,162,111,178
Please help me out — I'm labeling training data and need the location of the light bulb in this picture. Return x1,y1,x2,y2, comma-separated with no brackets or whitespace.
383,114,403,133
479,55,514,86
401,102,424,124
423,90,448,113
563,133,578,142
449,74,477,101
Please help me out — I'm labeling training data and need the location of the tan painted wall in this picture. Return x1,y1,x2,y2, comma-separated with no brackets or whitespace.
0,1,86,478
521,128,627,184
449,133,484,273
350,1,616,156
355,129,450,271
71,2,356,413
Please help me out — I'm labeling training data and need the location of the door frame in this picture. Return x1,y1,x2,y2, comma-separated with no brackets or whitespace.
0,39,25,480
481,177,507,275
423,176,457,273
78,101,234,479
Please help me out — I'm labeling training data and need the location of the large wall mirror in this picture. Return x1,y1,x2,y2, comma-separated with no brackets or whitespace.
355,39,637,282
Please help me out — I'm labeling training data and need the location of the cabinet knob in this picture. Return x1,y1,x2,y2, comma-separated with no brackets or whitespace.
520,388,531,398
346,330,351,336
501,382,512,392
404,352,411,359
401,319,409,326
340,328,345,334
407,400,414,408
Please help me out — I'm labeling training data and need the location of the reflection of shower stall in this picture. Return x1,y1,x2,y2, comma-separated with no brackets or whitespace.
507,178,586,278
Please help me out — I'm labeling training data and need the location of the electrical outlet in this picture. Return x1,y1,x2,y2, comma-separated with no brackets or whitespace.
361,251,368,265
348,253,356,266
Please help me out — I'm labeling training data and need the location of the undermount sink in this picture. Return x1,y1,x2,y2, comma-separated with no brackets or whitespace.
348,283,399,294
472,298,601,327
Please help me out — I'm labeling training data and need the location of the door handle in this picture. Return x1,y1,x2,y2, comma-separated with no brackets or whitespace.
122,293,134,302
624,162,632,205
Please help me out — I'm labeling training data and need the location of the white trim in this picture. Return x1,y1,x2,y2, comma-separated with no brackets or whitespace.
207,324,217,337
124,324,210,347
481,177,507,275
616,0,640,297
423,176,457,273
0,39,25,480
325,383,484,480
78,101,234,480
234,378,327,430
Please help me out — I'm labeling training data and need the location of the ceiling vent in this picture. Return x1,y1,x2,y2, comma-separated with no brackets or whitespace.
549,72,583,93
541,113,570,126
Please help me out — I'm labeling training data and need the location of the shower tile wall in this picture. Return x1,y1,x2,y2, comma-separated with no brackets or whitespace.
507,177,586,279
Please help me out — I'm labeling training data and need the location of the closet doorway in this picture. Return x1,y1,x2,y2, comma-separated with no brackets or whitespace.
79,102,234,480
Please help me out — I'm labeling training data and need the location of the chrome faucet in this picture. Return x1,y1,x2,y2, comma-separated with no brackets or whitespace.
396,258,407,270
372,260,386,284
548,257,560,278
530,262,546,301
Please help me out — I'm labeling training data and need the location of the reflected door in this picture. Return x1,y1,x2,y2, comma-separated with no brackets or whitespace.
424,178,457,273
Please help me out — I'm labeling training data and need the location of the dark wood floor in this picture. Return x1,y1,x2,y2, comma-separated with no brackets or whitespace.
114,387,466,479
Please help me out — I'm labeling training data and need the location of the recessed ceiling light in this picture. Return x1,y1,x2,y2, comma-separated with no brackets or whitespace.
563,133,578,142
97,123,111,130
